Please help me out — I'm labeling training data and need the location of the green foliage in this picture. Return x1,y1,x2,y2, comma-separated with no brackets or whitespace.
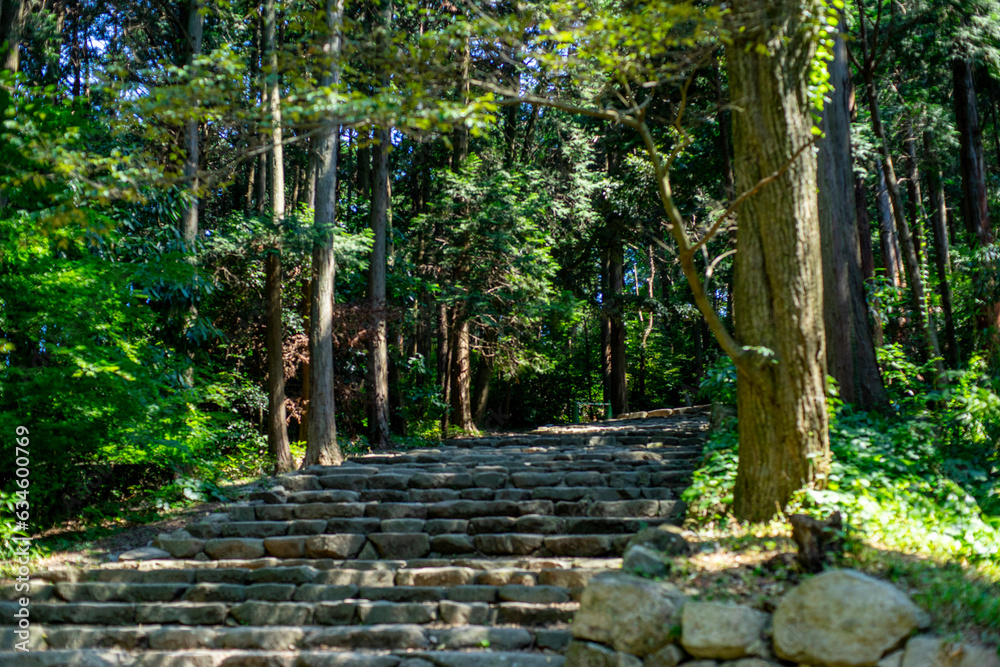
698,356,737,405
685,390,1000,563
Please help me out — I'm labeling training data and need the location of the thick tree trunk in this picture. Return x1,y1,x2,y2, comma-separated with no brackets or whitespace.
727,0,830,522
817,19,886,411
863,66,945,377
304,0,344,468
368,125,391,449
264,0,292,472
924,132,960,368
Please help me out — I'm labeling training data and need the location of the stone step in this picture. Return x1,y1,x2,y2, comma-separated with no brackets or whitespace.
1,415,707,666
6,568,609,602
1,648,567,667
0,598,580,626
1,624,573,654
15,579,586,605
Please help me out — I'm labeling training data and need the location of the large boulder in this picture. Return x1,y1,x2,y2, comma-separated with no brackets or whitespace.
572,572,687,657
773,569,928,667
681,602,769,660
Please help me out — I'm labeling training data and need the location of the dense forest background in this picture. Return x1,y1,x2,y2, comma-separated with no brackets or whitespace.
0,0,998,564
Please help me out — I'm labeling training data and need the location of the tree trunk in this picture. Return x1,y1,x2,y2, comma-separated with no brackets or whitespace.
953,58,999,347
727,0,830,522
0,0,25,72
264,251,291,472
450,313,474,431
714,59,735,200
437,302,451,434
924,131,960,368
904,124,924,265
601,232,627,416
264,0,292,473
874,161,903,287
953,58,991,243
863,64,945,377
817,17,887,411
303,0,344,468
855,176,876,282
472,344,494,427
180,0,203,386
367,124,391,449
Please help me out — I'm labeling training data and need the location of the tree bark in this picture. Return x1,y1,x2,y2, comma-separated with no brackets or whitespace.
368,123,391,449
924,131,960,368
264,0,292,473
817,17,887,411
472,341,494,426
303,0,344,468
449,313,474,431
366,0,392,449
727,0,830,522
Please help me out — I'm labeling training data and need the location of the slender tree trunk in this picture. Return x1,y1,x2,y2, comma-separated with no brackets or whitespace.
953,58,991,243
817,18,887,410
925,131,960,368
714,59,735,200
875,161,903,287
179,0,204,385
472,333,495,426
450,313,474,431
366,0,392,449
437,302,451,434
264,0,292,472
300,278,312,443
863,63,945,376
904,124,924,264
855,176,876,281
953,58,999,348
728,0,830,522
368,124,391,449
608,239,628,416
303,0,344,468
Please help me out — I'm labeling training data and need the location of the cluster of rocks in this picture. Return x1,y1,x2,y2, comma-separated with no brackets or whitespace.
566,568,999,667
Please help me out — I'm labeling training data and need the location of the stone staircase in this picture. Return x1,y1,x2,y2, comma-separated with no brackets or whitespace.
2,410,709,667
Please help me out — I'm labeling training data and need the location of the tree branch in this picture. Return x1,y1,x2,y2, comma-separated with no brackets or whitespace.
688,135,818,255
